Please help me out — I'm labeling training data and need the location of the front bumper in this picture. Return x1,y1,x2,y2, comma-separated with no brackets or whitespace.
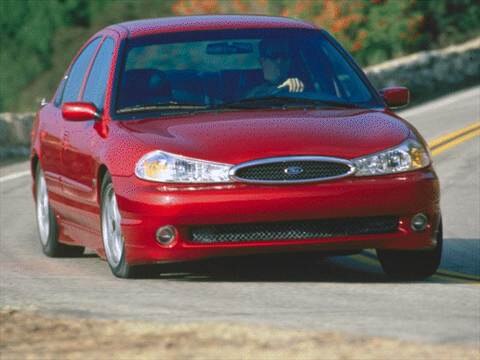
113,168,440,265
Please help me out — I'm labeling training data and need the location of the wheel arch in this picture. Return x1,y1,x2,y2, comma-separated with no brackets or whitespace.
97,164,109,204
31,153,40,180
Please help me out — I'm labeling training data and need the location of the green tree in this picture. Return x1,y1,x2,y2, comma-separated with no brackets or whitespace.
0,0,64,111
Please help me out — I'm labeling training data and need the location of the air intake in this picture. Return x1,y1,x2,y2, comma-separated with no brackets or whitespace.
190,216,399,244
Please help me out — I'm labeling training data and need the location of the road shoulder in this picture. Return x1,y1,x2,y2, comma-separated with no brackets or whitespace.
1,308,478,360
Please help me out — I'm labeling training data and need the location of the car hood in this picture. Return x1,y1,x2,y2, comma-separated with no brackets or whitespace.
118,108,411,164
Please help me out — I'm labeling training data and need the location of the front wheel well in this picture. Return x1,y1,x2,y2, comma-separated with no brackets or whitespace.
97,165,109,204
31,154,39,180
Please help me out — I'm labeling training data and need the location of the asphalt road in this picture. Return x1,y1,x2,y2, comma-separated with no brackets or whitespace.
1,87,479,346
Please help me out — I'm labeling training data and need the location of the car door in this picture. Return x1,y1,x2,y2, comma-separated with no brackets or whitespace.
39,38,101,210
38,91,65,198
55,37,102,226
61,36,116,230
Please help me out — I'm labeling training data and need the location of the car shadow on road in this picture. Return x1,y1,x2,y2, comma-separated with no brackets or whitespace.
77,239,478,283
156,255,375,283
136,251,468,284
142,237,480,283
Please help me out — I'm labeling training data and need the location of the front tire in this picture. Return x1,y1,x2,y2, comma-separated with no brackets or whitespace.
377,220,443,280
100,173,156,278
35,165,84,257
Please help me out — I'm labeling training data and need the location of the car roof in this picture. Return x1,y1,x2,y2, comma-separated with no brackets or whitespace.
109,15,317,38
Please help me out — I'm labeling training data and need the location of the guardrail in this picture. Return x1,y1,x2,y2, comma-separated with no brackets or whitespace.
1,37,479,160
365,37,480,102
0,113,33,159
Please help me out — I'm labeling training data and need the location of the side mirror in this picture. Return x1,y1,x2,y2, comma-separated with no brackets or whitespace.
62,102,101,121
379,87,410,108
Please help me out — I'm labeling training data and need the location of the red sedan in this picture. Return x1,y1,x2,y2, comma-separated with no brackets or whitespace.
31,15,441,279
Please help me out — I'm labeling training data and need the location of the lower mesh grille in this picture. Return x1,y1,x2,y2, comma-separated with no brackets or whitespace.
189,216,398,244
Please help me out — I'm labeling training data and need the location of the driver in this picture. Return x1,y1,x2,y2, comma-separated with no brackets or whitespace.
246,39,305,98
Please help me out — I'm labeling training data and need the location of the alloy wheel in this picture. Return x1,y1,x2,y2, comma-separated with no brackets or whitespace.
101,183,124,267
36,169,50,246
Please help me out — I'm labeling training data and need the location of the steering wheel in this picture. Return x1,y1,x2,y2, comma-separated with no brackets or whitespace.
246,83,289,99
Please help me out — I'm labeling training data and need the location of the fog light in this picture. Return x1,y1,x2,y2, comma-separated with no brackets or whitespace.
156,225,176,245
411,213,428,231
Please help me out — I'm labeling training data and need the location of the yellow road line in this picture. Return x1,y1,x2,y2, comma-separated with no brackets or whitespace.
363,249,479,281
428,122,480,148
347,123,480,283
431,128,480,156
354,254,474,283
437,269,480,282
351,254,462,283
428,121,480,155
358,249,478,282
428,122,480,284
430,275,457,283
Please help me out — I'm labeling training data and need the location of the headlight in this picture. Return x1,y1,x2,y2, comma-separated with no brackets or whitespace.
353,139,431,176
135,151,232,183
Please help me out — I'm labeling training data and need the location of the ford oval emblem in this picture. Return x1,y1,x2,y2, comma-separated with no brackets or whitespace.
284,166,304,176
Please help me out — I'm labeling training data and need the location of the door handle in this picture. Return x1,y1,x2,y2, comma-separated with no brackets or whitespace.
63,131,70,149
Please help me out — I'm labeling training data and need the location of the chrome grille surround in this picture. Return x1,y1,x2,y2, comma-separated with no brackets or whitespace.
229,156,356,184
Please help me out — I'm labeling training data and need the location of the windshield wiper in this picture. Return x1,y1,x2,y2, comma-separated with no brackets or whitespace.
117,101,208,114
218,96,361,110
117,97,362,115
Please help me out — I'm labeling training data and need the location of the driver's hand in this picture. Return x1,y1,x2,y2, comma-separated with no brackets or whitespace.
277,78,304,93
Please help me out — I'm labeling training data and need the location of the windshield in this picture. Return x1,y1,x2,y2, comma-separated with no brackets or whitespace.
115,29,381,116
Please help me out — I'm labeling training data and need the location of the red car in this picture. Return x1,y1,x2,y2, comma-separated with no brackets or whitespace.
31,15,441,279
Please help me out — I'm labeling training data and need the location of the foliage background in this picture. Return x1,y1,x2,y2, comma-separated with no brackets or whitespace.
0,0,479,112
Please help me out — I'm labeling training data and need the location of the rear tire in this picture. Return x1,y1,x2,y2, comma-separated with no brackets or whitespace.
377,219,443,281
35,165,84,257
100,173,157,279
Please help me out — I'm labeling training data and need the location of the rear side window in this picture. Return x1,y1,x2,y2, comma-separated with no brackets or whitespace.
61,37,101,103
83,38,115,109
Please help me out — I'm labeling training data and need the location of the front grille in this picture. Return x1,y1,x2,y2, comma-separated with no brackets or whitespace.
189,216,398,244
232,158,353,183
